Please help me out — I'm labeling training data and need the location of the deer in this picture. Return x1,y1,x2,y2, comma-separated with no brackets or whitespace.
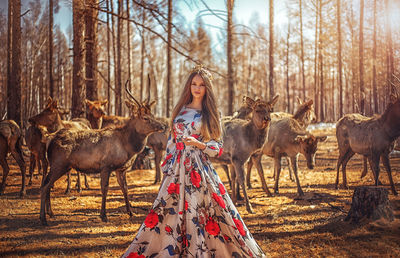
250,117,326,196
86,98,171,185
28,97,92,193
335,85,400,195
211,95,279,214
40,89,165,225
247,98,317,188
0,120,26,196
25,124,48,186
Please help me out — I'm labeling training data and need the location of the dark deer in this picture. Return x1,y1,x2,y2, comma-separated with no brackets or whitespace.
28,97,92,193
335,86,400,195
250,117,326,196
247,98,317,187
26,124,49,186
211,95,279,213
40,90,165,225
0,120,26,196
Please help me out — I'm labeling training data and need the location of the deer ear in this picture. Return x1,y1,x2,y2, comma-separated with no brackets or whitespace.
317,136,327,142
305,99,313,106
101,100,108,106
243,96,256,107
295,135,307,143
51,100,58,110
149,100,156,109
85,99,92,106
46,97,53,107
297,96,302,105
269,94,280,107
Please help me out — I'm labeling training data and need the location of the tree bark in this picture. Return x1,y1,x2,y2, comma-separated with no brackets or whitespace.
286,20,290,113
106,0,111,113
299,0,305,100
115,0,122,115
372,0,378,114
345,186,394,223
227,0,234,115
85,0,99,101
318,0,324,121
359,0,365,115
140,9,146,102
269,0,274,99
49,0,54,98
166,0,172,117
337,0,343,118
72,0,86,118
385,0,394,102
313,0,319,121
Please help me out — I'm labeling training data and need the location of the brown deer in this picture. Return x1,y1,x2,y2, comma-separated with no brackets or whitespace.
250,117,326,196
86,98,171,184
247,98,317,187
0,120,26,196
335,86,400,195
28,97,92,193
40,92,166,225
211,95,279,213
26,124,49,186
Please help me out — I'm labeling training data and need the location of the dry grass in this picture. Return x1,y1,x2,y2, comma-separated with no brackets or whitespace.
1,127,400,257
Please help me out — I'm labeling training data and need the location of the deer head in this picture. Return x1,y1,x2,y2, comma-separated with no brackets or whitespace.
295,135,327,169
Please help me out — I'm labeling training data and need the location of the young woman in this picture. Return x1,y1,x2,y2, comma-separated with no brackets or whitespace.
122,65,265,257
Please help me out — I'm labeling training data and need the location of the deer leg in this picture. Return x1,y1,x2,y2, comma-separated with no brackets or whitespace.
273,155,282,194
360,156,368,178
254,152,272,197
366,156,382,185
335,150,347,189
291,155,304,196
40,165,67,225
65,171,71,194
76,172,82,193
341,150,354,189
0,157,9,195
28,154,36,186
84,174,90,189
153,149,162,184
233,159,254,214
369,153,381,188
222,165,231,189
116,169,133,218
100,169,111,222
11,145,26,197
41,155,48,187
381,154,398,195
230,164,237,204
246,158,253,189
286,157,295,182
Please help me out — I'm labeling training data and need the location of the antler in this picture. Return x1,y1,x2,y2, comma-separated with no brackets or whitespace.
125,80,141,107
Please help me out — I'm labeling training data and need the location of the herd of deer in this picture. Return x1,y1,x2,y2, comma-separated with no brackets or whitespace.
0,82,399,225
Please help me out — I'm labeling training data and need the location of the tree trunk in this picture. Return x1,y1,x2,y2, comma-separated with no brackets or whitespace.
49,0,54,98
140,9,146,102
286,20,290,113
126,0,131,94
299,0,305,100
7,0,22,127
345,186,394,223
72,0,86,118
269,0,274,99
313,0,319,121
337,0,343,119
106,0,111,113
359,0,365,115
385,0,394,102
115,0,122,115
227,0,234,115
85,0,99,101
318,0,324,121
372,0,378,114
166,0,172,117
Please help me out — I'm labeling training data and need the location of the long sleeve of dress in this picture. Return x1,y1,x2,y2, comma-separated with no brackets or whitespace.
203,139,223,157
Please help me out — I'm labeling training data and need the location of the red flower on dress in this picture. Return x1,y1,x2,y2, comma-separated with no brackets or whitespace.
185,200,188,210
165,225,173,233
167,183,180,195
218,147,224,157
191,134,200,139
161,153,173,167
205,217,220,236
212,193,226,209
233,218,246,236
144,210,159,229
218,183,226,195
176,142,184,150
127,252,145,258
223,234,231,242
190,170,201,188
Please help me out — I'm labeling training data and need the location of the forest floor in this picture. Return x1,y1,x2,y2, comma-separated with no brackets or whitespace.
1,126,400,257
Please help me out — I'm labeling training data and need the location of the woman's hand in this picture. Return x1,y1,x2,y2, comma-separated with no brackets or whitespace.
183,136,206,150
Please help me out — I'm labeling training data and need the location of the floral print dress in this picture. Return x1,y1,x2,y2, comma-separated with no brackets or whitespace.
122,106,266,258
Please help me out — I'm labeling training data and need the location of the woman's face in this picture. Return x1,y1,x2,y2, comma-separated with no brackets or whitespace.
190,74,206,101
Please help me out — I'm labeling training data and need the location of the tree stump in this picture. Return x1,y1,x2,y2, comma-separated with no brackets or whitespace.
345,186,394,223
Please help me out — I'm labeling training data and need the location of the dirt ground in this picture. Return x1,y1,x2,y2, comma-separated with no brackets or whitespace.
1,126,400,257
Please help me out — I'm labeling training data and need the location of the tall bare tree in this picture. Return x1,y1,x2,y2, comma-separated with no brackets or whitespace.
359,0,365,114
318,0,324,121
227,0,234,115
166,0,172,117
299,0,305,100
85,0,99,101
49,0,54,98
269,0,274,98
115,0,122,115
337,0,343,118
7,0,22,126
385,0,394,99
72,0,86,118
372,0,378,113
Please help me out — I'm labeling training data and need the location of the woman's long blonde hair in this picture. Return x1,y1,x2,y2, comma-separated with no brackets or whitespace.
170,67,221,141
